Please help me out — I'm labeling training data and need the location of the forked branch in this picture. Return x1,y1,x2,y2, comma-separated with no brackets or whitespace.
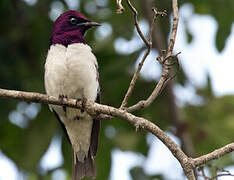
120,0,179,112
120,0,171,110
120,1,156,109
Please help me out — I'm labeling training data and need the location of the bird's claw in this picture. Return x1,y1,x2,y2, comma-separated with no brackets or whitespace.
76,98,87,113
59,94,67,113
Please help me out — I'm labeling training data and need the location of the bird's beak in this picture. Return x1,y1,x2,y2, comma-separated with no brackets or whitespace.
78,21,101,27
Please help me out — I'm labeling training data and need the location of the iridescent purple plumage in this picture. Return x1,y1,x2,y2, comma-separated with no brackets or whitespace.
50,11,94,46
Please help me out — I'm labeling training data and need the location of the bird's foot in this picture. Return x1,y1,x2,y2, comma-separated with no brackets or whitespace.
59,94,68,100
74,116,80,121
59,94,67,113
76,98,87,113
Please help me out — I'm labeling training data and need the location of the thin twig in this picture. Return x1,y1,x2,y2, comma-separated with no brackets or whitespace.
200,167,209,180
212,171,234,179
212,167,234,179
213,174,234,179
116,0,125,14
198,166,234,180
125,0,179,112
126,0,151,46
127,76,168,112
167,0,179,57
120,0,157,109
194,143,234,166
120,48,151,109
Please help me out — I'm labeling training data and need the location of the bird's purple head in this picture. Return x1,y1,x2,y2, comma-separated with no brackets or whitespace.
50,10,100,46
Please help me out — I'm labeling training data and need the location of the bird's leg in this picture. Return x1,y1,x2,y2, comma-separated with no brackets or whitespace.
59,94,67,113
74,98,87,121
81,98,87,113
76,98,87,113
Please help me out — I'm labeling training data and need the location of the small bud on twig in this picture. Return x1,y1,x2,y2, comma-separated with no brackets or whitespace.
116,0,125,14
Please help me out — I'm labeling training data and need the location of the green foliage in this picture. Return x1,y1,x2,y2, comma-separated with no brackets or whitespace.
0,0,233,180
184,95,234,155
181,0,234,52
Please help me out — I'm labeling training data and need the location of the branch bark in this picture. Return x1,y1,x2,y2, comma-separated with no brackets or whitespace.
194,143,234,167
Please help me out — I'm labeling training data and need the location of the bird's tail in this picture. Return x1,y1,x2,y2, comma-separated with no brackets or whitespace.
72,149,96,180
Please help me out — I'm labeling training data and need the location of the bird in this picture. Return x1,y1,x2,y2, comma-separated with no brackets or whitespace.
44,10,101,180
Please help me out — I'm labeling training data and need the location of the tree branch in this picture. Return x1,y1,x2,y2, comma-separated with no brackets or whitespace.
0,88,187,165
126,75,168,112
1,88,233,179
167,0,178,57
116,0,198,179
139,0,197,163
125,0,151,46
120,0,154,109
194,143,234,167
125,0,179,112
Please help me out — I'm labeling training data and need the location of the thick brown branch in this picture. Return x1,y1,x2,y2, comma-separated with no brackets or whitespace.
194,143,234,167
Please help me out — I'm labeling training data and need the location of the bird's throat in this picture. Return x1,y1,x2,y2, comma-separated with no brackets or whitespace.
50,30,86,46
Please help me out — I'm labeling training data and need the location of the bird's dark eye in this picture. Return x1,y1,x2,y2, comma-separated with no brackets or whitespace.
69,17,78,25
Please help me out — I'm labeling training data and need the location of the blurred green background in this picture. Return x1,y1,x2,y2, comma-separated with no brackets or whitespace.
0,0,234,179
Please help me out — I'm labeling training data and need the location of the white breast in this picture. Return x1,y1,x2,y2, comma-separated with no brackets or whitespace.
44,43,99,101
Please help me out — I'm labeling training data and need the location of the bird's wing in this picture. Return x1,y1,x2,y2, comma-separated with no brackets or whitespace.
89,90,101,157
